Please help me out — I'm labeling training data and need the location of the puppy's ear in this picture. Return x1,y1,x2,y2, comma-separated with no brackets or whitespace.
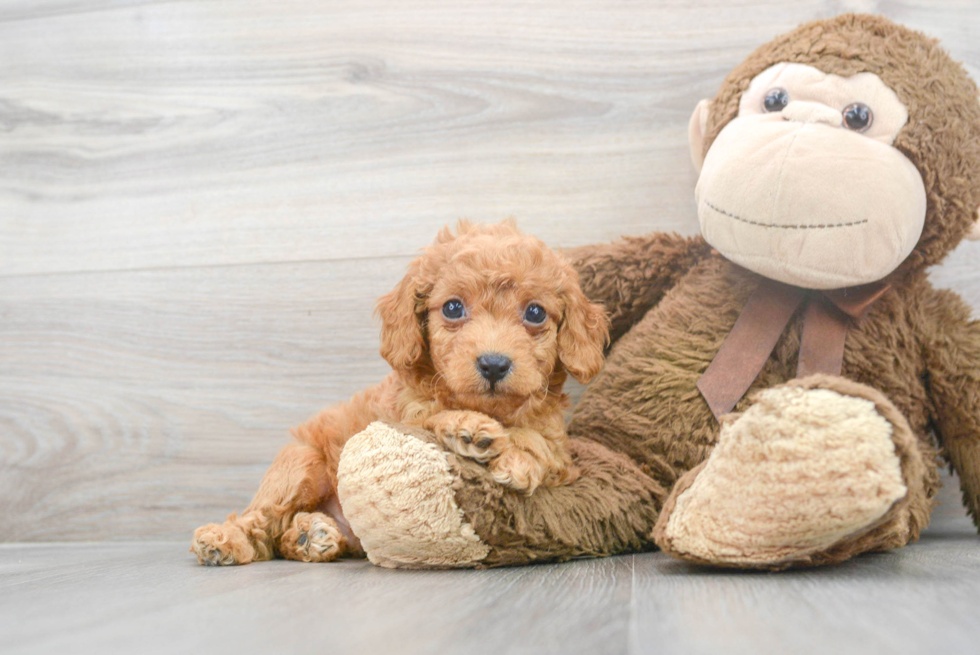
375,259,429,372
557,280,609,383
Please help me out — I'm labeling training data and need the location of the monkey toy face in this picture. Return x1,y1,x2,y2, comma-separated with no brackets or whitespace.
690,62,929,289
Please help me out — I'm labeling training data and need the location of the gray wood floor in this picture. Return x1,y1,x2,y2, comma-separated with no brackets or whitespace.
3,481,976,655
4,512,979,655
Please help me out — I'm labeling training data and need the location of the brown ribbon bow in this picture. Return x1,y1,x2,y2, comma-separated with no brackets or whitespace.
696,278,891,419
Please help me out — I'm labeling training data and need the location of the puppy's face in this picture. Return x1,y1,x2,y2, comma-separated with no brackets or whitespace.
427,274,560,403
376,222,608,413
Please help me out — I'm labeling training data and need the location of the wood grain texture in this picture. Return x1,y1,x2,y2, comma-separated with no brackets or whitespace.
1,542,635,655
1,0,976,277
1,0,979,542
632,534,980,655
3,537,980,655
0,258,400,540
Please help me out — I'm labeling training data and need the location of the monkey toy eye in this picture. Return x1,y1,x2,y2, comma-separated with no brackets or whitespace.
763,88,790,112
442,299,466,320
842,103,873,132
523,303,547,325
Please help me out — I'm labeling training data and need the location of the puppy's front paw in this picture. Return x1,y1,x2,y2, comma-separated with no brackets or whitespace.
490,448,578,495
490,449,548,494
425,410,506,463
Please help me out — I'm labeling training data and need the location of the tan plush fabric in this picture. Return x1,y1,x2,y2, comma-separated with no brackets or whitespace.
697,106,925,289
336,421,490,568
738,63,911,145
654,385,906,566
696,60,927,289
688,99,712,170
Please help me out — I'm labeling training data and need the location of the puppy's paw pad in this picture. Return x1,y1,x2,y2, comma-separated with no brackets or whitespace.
283,513,343,563
191,523,253,566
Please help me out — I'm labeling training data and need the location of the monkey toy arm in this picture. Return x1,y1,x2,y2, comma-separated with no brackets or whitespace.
565,233,712,345
921,289,980,530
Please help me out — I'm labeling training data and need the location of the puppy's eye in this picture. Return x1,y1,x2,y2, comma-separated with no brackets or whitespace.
523,303,547,325
442,299,465,320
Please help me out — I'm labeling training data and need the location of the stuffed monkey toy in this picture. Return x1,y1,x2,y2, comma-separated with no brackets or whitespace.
336,13,980,569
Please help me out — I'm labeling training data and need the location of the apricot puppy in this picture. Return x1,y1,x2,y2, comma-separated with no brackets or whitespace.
191,220,609,565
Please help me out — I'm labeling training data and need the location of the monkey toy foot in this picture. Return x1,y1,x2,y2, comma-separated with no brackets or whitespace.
652,375,923,569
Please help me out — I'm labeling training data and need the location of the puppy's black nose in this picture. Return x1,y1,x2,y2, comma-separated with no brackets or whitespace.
477,353,512,383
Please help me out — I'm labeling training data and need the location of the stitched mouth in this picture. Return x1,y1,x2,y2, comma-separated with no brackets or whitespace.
705,200,869,230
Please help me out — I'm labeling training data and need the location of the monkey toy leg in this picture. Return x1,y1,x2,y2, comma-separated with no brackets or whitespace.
335,422,666,568
652,375,936,569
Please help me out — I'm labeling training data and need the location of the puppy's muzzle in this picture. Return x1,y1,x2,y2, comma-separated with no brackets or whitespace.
476,353,512,385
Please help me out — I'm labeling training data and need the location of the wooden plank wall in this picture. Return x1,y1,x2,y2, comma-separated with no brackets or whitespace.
1,0,978,541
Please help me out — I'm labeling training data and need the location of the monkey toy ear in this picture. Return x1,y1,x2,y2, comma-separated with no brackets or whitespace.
688,99,713,173
968,207,980,241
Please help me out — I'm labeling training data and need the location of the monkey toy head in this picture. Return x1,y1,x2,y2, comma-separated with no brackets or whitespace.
689,14,980,290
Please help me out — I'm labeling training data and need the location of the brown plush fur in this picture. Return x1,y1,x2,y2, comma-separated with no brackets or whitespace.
572,15,980,563
191,221,608,565
415,15,980,568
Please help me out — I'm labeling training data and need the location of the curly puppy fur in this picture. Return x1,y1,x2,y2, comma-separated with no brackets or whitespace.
191,220,609,565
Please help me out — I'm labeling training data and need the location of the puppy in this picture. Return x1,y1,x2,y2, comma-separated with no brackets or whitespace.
191,221,609,565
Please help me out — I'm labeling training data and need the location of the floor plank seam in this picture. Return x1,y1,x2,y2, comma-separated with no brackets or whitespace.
0,252,417,281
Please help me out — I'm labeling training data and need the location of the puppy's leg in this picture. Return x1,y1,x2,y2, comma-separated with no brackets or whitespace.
425,410,506,463
192,377,396,566
490,428,579,495
191,442,328,566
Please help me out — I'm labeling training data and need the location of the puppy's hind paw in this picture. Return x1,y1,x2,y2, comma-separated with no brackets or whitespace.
280,512,345,563
191,522,256,566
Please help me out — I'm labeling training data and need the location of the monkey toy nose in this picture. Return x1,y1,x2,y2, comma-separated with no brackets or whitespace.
477,353,512,383
780,100,842,127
